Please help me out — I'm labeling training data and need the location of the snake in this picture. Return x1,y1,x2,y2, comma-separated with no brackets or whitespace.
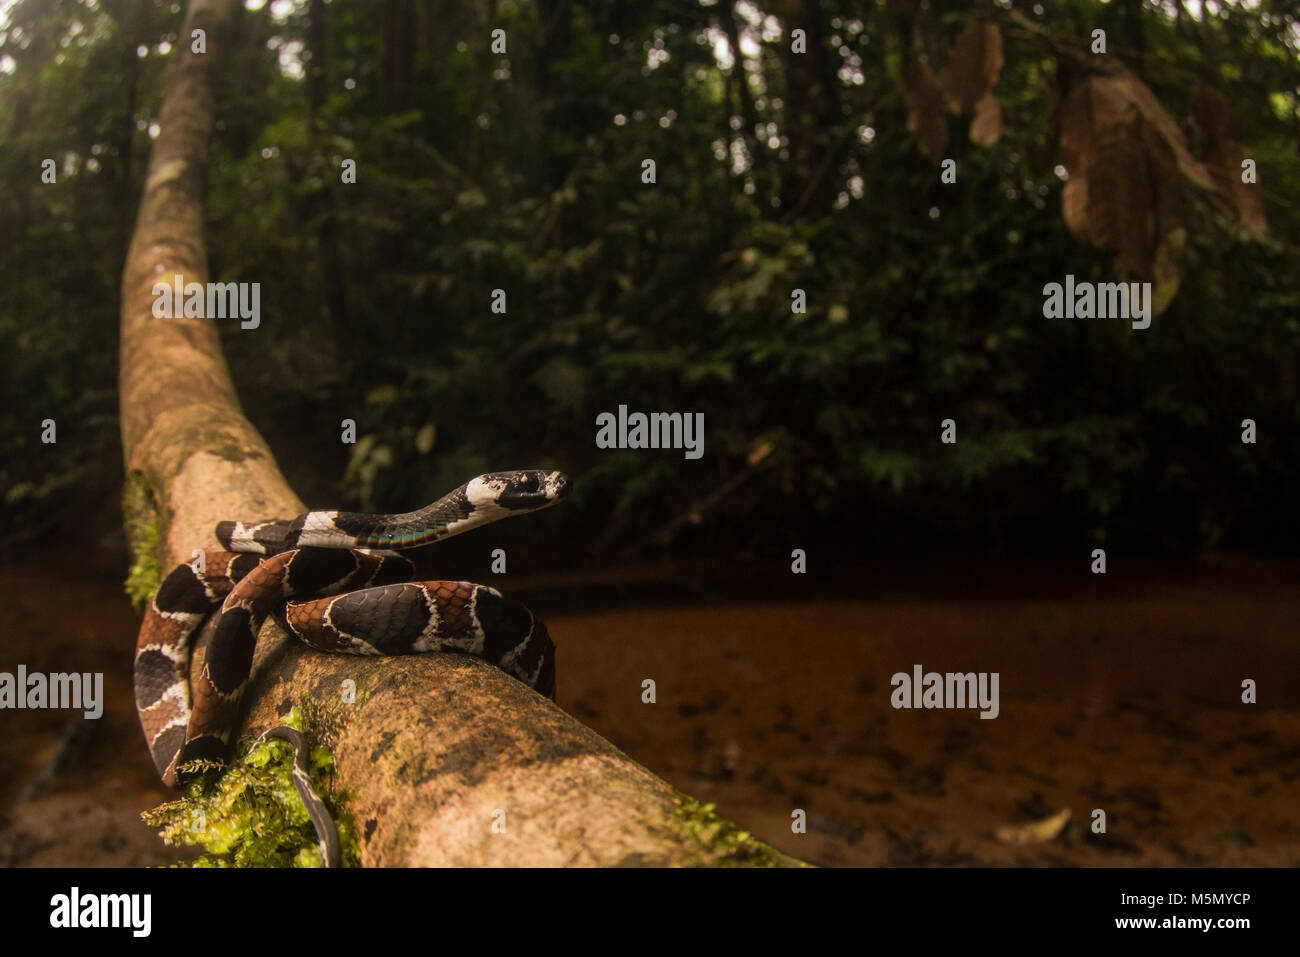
133,469,569,865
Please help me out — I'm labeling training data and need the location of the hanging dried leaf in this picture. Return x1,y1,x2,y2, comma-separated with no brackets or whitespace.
905,61,949,163
1101,73,1213,190
970,91,1002,146
1060,78,1142,257
1192,82,1268,238
1009,8,1210,190
1058,76,1185,316
946,22,1004,114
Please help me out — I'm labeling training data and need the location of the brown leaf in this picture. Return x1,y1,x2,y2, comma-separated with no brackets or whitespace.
946,22,1004,114
905,61,949,163
1061,175,1089,241
970,91,1002,146
1192,82,1268,238
1060,80,1141,257
1101,72,1213,190
1059,75,1128,174
1059,76,1184,293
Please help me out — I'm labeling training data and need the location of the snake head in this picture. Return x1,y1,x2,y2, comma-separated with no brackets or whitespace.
469,470,570,512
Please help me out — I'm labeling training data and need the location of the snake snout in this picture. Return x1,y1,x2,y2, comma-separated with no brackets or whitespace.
546,470,570,500
481,469,571,510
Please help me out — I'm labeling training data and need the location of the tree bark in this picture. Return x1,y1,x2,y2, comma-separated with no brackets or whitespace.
119,0,806,867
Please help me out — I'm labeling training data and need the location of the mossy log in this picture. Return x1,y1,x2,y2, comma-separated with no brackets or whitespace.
119,0,807,867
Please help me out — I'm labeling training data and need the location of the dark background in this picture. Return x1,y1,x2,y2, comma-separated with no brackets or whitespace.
0,0,1298,867
2,0,1298,559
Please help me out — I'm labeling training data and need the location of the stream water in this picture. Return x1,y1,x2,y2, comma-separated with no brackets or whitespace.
2,547,1297,866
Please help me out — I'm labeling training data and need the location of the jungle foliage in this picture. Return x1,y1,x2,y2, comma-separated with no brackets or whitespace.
2,0,1297,558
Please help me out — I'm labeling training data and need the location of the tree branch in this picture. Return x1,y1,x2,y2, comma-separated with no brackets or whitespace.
119,0,807,866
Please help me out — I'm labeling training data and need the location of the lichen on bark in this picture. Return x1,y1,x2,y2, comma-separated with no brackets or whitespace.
666,791,813,867
122,470,163,610
141,701,361,867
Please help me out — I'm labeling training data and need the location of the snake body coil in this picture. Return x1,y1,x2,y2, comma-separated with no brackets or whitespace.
133,469,569,863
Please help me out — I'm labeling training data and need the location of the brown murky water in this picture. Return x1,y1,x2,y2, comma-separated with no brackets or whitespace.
2,547,1297,866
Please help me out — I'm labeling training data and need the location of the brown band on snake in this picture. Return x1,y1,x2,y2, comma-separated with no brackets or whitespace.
134,470,568,805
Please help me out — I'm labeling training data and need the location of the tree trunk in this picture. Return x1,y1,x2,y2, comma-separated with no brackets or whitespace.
718,0,765,178
119,0,807,867
778,0,841,214
302,0,354,362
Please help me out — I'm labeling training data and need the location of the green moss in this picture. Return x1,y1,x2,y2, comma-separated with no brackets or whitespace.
142,702,362,867
122,471,163,610
667,790,813,868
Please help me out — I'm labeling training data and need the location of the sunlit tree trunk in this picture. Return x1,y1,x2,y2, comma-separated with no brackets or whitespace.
119,0,806,867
